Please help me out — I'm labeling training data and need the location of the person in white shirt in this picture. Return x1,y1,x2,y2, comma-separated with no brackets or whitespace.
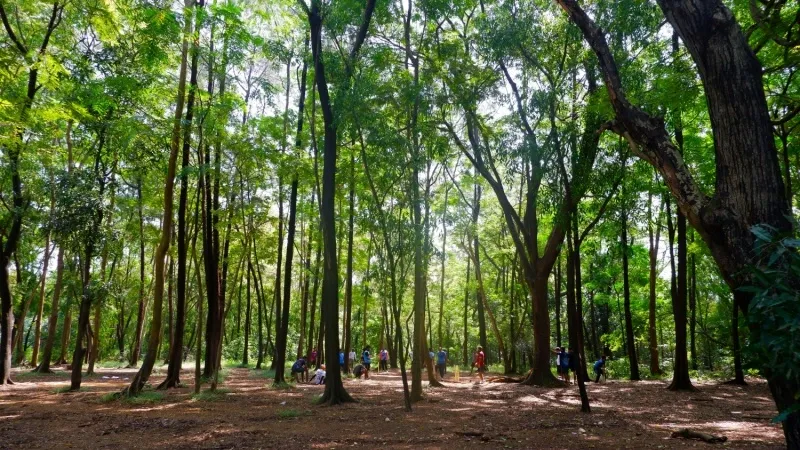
348,350,356,364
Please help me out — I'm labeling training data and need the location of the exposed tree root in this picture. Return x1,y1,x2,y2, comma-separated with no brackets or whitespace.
670,428,727,443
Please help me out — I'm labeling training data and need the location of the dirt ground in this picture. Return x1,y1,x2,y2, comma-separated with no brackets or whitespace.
0,364,785,449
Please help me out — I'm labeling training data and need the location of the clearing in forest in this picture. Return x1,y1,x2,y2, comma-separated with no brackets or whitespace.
0,366,784,449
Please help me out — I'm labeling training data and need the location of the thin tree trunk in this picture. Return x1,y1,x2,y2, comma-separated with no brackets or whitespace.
130,177,147,367
621,205,640,381
647,190,662,375
125,0,194,396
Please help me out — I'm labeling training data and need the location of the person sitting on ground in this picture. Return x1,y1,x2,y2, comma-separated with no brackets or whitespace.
361,346,372,379
291,356,309,383
310,364,326,385
436,347,448,380
379,348,389,372
473,345,486,383
593,356,607,383
352,363,366,379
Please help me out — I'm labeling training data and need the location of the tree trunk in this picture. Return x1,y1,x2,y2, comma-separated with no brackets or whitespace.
343,152,355,374
463,259,470,366
273,177,298,384
647,191,662,375
308,0,376,404
621,207,640,381
35,244,64,373
125,0,194,396
669,199,695,391
555,257,562,348
130,178,147,367
438,184,449,348
31,237,53,367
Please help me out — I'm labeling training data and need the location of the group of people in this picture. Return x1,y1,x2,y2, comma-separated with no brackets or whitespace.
291,346,392,384
294,344,608,386
554,346,608,384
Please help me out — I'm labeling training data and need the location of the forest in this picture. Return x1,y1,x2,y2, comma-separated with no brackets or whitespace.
0,0,798,448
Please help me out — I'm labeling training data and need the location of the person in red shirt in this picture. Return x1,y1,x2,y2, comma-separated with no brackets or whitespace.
473,345,486,383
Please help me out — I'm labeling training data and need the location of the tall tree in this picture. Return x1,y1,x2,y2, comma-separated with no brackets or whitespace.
125,0,195,397
555,0,795,441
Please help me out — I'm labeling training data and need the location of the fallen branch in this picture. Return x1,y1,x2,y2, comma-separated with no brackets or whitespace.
670,428,727,443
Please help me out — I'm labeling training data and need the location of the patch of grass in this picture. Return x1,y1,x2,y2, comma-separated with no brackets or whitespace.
269,381,295,390
200,367,230,385
99,392,122,403
277,409,304,420
123,391,165,405
52,385,85,394
16,370,66,380
191,388,232,402
252,368,276,380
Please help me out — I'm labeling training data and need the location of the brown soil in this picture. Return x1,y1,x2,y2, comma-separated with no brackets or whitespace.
0,366,784,449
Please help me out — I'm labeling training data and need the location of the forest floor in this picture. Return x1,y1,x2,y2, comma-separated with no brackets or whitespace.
0,364,784,449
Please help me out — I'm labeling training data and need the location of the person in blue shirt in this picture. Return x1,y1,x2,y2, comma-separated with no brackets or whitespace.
436,347,448,380
593,356,607,382
338,348,345,373
291,356,309,383
361,346,371,379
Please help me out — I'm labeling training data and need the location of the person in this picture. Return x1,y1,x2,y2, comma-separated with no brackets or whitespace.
593,356,607,383
436,347,448,379
339,348,345,373
552,347,563,381
291,356,309,383
379,348,389,372
559,347,571,384
309,349,317,366
353,363,366,379
349,349,356,366
568,347,578,384
473,345,486,383
429,350,435,364
361,346,372,379
310,364,326,385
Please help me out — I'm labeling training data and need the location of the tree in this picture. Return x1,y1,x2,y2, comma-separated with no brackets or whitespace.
555,0,796,442
301,0,377,405
124,0,195,397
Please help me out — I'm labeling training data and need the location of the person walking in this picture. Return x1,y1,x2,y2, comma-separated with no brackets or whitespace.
379,348,389,372
472,345,486,383
361,346,372,379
